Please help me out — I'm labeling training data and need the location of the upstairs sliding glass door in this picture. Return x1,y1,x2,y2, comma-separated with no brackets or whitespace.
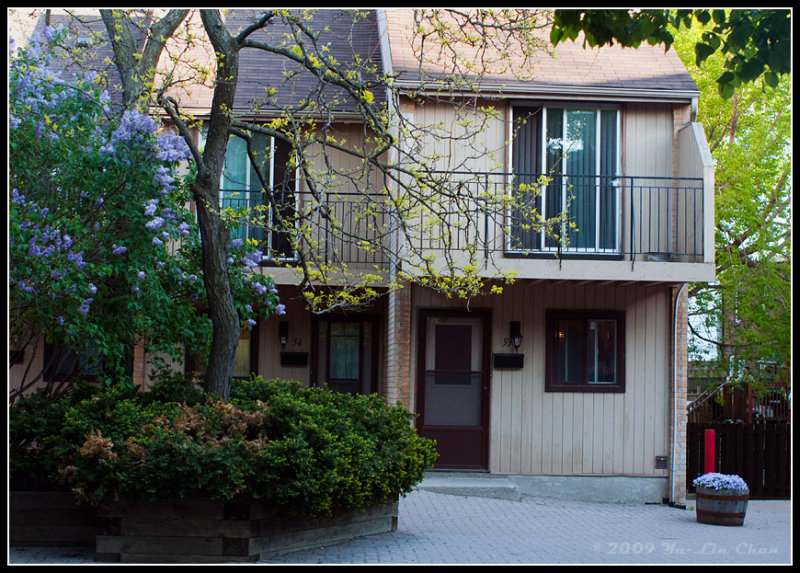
220,133,297,261
511,106,620,255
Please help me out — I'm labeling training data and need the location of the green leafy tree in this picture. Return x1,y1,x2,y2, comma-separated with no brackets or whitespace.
551,9,791,98
672,20,791,388
9,27,281,402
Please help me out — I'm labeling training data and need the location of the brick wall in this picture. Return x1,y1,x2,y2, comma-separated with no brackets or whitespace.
382,281,412,409
670,284,690,503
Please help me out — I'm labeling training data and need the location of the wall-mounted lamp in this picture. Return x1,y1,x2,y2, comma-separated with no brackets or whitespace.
510,321,522,351
278,321,289,348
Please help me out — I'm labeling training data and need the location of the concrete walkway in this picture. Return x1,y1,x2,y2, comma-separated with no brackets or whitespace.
8,476,792,565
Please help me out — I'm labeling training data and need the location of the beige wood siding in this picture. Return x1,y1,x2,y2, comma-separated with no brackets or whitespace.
623,102,673,178
411,280,671,477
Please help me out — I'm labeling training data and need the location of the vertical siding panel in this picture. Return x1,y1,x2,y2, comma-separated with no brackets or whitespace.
540,282,556,474
639,285,654,474
644,287,658,474
636,286,649,475
612,284,627,472
519,281,533,473
622,286,638,475
654,287,669,473
479,279,670,479
531,282,546,474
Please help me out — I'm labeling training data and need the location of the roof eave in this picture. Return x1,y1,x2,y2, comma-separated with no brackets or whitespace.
393,79,700,104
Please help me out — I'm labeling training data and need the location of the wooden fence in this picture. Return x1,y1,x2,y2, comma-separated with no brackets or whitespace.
687,422,791,499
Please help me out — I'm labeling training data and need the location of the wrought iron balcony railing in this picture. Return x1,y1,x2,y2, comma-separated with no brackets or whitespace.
219,171,706,270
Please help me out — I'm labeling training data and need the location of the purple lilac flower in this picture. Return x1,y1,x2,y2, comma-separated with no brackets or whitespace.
88,283,97,294
112,109,157,145
156,132,191,162
112,244,127,255
154,166,175,193
145,217,165,230
275,304,286,316
152,237,163,247
137,271,146,280
144,199,159,217
177,222,190,236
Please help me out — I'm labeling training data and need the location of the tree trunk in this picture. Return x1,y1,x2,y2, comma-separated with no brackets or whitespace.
194,10,242,400
193,176,239,399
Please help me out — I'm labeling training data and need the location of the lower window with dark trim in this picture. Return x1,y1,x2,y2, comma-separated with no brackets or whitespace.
545,309,625,392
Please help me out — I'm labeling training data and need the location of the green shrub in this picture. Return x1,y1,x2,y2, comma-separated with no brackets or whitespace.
9,375,438,517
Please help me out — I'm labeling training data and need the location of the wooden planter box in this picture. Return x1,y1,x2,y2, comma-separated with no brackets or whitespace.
10,491,97,547
95,496,399,563
695,486,749,526
11,491,398,562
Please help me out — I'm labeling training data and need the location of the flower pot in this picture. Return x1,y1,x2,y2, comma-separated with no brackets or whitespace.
695,485,749,526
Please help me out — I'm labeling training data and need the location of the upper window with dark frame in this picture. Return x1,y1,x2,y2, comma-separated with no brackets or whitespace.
218,132,297,262
510,105,621,255
545,309,625,392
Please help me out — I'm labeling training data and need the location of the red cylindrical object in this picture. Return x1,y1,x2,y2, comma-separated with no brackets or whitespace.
704,429,715,473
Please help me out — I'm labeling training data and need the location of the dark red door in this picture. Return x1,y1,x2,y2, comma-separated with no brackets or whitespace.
417,310,490,469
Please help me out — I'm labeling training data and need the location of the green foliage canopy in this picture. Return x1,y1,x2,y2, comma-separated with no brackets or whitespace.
672,19,791,384
551,9,791,98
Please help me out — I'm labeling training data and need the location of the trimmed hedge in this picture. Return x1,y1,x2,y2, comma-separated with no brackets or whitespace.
10,374,437,517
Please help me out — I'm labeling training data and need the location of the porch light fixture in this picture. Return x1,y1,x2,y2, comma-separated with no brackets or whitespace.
278,321,289,348
510,321,522,351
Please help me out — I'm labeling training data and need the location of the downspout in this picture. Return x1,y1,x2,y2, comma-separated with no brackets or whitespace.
671,282,687,506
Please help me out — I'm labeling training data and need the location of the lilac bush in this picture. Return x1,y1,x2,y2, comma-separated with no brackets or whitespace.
9,27,281,393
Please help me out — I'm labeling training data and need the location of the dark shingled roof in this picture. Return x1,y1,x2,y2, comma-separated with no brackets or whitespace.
383,9,699,99
11,8,699,119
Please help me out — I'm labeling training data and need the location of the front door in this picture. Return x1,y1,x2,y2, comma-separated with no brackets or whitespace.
417,310,490,469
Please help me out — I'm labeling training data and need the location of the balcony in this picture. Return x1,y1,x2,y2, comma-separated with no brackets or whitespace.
416,171,705,260
408,170,712,283
220,169,713,285
220,188,392,271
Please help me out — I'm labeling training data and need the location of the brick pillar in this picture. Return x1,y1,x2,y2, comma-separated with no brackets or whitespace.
383,281,412,409
669,284,690,503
